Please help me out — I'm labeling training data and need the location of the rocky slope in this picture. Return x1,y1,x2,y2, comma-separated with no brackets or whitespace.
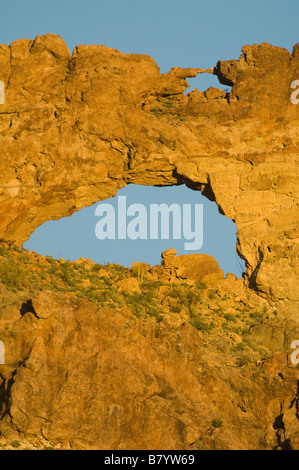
0,245,298,450
0,34,298,301
0,34,298,450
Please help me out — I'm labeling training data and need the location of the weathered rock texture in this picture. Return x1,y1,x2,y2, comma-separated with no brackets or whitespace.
0,245,298,450
0,35,299,450
160,248,224,285
0,289,298,450
0,34,298,302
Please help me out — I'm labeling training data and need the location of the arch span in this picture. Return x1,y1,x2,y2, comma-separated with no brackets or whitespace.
0,34,298,301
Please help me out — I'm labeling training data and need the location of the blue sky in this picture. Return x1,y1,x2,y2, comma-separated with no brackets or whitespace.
23,185,245,276
1,0,298,275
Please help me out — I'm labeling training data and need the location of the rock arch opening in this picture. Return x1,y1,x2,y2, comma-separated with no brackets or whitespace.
23,183,245,278
184,72,232,95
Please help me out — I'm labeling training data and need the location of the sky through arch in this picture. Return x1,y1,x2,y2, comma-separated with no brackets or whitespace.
23,184,245,277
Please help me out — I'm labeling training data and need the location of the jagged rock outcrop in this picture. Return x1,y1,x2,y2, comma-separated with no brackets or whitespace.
137,248,224,285
0,34,298,302
160,248,224,285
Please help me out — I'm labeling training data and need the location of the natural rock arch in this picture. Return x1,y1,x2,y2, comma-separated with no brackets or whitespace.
0,34,298,303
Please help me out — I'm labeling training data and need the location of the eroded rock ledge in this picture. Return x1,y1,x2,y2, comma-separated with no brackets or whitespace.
0,33,298,302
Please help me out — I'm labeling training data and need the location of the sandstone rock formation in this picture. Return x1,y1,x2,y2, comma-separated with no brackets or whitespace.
0,34,299,450
0,34,298,302
160,248,224,285
131,248,224,286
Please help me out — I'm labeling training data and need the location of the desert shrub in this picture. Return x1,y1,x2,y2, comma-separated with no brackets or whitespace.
223,313,237,323
170,303,182,313
124,288,161,319
241,328,251,337
59,263,78,287
249,311,264,320
254,346,270,360
109,290,124,307
185,290,201,308
147,306,163,322
19,253,31,264
47,262,60,276
231,342,247,352
124,292,144,316
45,255,55,264
92,263,104,272
211,418,223,428
196,281,206,290
190,314,214,332
167,285,182,299
0,259,28,290
150,107,161,115
167,287,202,315
107,264,130,278
163,100,174,108
10,440,21,448
208,290,216,299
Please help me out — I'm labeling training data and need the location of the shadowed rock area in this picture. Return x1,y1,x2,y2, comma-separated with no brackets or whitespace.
0,34,298,450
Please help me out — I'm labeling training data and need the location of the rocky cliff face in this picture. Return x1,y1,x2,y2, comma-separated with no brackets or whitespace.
0,34,298,450
0,245,298,450
0,33,298,301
